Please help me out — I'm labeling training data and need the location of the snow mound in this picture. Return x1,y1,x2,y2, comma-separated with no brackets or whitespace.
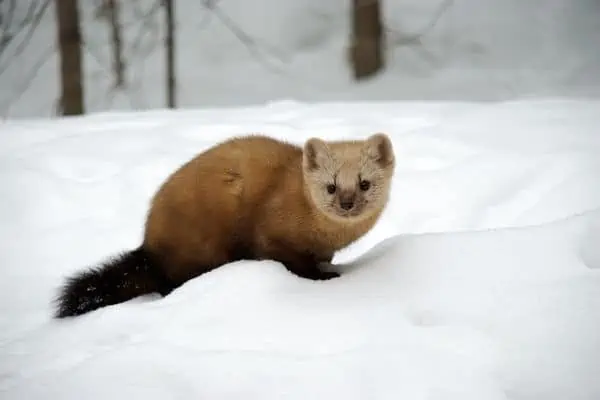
1,99,600,399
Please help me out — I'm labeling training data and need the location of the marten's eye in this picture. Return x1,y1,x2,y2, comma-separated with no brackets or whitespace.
359,180,371,191
326,184,336,194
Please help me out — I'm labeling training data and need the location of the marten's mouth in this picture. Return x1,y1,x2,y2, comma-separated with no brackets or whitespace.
334,207,363,218
325,201,365,219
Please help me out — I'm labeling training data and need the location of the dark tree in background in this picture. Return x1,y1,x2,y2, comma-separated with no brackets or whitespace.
164,0,175,108
106,0,125,88
1,0,421,117
349,0,385,80
55,0,84,115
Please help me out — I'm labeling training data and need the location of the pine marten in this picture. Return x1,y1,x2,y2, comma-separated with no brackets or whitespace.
53,133,395,318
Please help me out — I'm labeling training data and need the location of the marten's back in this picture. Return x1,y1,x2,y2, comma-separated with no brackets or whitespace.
143,135,305,282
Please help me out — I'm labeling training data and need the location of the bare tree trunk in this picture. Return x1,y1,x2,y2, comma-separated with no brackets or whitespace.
55,0,84,115
107,0,124,87
349,0,385,80
164,0,175,108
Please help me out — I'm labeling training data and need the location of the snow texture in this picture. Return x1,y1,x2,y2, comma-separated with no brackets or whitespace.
1,98,600,399
1,0,600,118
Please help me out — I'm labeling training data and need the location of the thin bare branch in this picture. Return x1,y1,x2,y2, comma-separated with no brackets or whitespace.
0,0,52,74
209,5,288,73
81,35,142,111
82,37,111,77
0,0,17,44
1,0,37,49
127,0,161,59
386,0,454,47
0,44,53,118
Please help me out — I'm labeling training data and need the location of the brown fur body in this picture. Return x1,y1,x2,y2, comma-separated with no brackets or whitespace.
54,133,395,318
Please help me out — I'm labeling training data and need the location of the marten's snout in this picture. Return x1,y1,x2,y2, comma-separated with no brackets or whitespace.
339,192,356,210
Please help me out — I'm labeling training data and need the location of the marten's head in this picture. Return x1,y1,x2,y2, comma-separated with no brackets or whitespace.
302,133,395,221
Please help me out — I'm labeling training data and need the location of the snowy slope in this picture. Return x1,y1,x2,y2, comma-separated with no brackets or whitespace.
1,99,600,399
1,0,600,118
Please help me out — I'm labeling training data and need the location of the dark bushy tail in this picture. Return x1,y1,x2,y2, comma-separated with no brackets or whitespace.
54,247,174,318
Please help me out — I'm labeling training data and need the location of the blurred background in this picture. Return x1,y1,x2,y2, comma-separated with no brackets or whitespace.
1,0,599,119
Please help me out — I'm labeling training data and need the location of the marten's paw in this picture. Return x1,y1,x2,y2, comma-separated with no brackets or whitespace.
313,270,340,280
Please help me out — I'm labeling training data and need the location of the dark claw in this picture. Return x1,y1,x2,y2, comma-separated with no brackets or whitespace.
312,270,340,280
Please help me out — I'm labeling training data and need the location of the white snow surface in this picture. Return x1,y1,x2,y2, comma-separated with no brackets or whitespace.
2,98,600,399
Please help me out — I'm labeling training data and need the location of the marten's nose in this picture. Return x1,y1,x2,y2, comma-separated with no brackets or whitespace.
339,192,355,210
340,200,354,210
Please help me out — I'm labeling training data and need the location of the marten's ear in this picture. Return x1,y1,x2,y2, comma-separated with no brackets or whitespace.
303,138,331,171
364,133,394,167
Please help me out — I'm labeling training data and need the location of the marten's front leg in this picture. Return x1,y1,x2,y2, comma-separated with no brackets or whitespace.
265,240,340,280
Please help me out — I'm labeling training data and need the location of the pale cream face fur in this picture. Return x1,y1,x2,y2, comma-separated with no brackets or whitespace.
302,133,395,221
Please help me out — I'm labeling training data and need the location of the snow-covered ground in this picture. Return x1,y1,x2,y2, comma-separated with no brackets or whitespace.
1,0,600,118
1,99,600,399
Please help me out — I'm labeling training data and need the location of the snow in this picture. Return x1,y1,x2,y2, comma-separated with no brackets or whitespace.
1,98,600,399
2,0,600,396
2,0,600,119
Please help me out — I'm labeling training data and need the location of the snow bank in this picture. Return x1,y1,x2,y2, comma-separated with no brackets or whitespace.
1,99,600,399
1,0,600,118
